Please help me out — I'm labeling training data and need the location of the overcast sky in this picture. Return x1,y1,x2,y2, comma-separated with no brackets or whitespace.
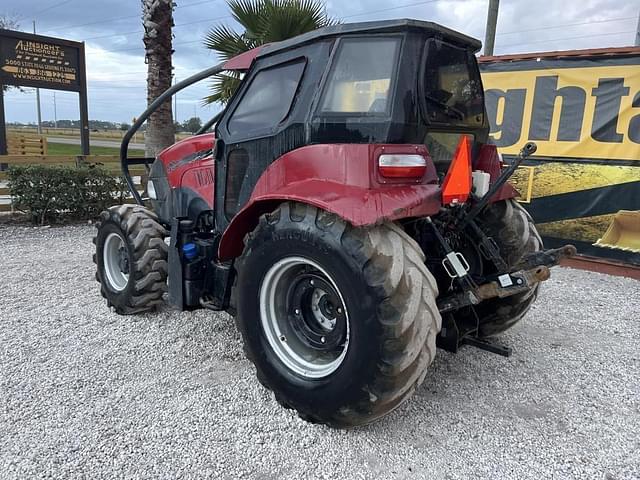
2,0,638,124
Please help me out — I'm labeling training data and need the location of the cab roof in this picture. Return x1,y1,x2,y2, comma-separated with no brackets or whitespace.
261,19,482,56
222,19,481,71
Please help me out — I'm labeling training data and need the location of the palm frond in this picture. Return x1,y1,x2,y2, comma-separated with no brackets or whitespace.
228,0,265,39
204,24,255,60
202,72,243,105
203,0,335,105
259,0,334,42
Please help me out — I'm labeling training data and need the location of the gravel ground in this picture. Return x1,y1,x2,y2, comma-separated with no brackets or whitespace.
0,224,638,480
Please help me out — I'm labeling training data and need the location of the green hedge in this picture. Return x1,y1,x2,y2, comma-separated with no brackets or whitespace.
7,165,128,225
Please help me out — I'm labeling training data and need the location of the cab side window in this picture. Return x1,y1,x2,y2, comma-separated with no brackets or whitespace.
227,60,306,135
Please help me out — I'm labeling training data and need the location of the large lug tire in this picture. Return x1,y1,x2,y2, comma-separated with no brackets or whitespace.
473,199,543,337
93,204,168,314
235,202,442,428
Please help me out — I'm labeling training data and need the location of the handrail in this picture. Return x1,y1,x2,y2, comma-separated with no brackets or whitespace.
120,62,226,204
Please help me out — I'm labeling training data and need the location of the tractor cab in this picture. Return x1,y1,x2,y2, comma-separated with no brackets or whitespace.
211,20,489,225
95,19,575,429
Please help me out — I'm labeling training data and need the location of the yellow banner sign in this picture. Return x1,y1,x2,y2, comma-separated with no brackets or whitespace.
480,65,640,161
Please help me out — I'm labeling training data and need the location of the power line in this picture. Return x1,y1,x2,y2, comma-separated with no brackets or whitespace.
342,0,440,19
52,1,637,57
94,0,447,52
111,39,203,52
39,0,220,33
498,30,636,49
19,0,75,21
497,16,637,36
83,14,232,41
40,14,138,33
110,25,637,55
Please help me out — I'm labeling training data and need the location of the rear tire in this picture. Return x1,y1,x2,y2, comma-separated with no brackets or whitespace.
93,204,168,314
235,202,441,428
474,199,543,337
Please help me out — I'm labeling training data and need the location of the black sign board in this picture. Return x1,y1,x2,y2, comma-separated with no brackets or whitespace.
0,29,89,154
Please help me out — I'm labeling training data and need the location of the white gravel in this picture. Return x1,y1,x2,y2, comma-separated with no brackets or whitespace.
0,224,638,480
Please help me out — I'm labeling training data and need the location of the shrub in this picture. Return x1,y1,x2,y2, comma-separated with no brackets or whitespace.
7,164,128,225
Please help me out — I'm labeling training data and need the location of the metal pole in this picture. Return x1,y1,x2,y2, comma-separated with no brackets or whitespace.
78,42,90,155
0,85,7,155
483,0,500,56
173,75,177,125
33,21,43,135
53,92,57,129
635,9,639,46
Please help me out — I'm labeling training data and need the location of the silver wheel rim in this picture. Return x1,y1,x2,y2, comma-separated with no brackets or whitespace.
259,256,350,379
103,232,129,292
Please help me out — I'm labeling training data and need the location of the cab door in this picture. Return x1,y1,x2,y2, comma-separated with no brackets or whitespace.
213,58,308,231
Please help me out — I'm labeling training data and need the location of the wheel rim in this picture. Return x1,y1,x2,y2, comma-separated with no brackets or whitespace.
103,232,130,292
259,256,349,379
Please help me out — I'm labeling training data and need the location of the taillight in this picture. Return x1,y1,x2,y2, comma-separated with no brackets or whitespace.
441,135,472,204
378,154,427,178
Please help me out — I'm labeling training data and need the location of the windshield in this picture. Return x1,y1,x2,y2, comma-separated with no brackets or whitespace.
423,39,484,126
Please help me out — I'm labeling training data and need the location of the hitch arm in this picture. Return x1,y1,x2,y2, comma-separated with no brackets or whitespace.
437,265,549,313
436,244,576,314
513,244,577,271
460,141,537,228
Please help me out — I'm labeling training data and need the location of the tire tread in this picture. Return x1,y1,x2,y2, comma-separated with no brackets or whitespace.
236,202,441,428
93,204,168,314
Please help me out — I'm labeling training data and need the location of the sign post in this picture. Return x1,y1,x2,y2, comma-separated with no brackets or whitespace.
0,86,6,155
0,29,89,155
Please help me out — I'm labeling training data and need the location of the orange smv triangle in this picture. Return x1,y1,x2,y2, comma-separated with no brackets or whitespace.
441,135,472,205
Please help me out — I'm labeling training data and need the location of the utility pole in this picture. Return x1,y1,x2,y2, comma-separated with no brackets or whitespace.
33,21,43,135
484,0,500,56
635,9,639,46
53,92,57,129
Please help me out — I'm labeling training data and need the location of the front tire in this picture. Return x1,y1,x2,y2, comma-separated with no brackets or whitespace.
93,204,168,314
235,202,441,428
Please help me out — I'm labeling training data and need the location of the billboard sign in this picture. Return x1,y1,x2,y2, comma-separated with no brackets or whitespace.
0,31,82,91
0,29,89,154
480,49,640,266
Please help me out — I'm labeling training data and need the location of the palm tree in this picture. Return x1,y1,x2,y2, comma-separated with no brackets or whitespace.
204,0,333,105
142,0,175,157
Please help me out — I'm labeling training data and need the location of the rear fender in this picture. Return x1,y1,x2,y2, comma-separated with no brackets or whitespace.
218,144,442,260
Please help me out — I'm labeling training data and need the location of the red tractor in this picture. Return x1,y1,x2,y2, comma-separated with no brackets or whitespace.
94,20,575,427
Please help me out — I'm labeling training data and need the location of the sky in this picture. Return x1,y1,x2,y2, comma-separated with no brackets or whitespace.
1,0,639,124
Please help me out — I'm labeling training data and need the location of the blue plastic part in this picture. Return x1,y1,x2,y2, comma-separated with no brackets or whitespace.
182,242,198,260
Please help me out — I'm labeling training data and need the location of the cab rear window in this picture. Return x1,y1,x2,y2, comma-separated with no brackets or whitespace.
320,37,400,114
423,39,484,126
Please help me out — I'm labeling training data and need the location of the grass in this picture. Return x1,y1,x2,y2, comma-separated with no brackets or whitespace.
9,128,192,141
47,143,144,156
